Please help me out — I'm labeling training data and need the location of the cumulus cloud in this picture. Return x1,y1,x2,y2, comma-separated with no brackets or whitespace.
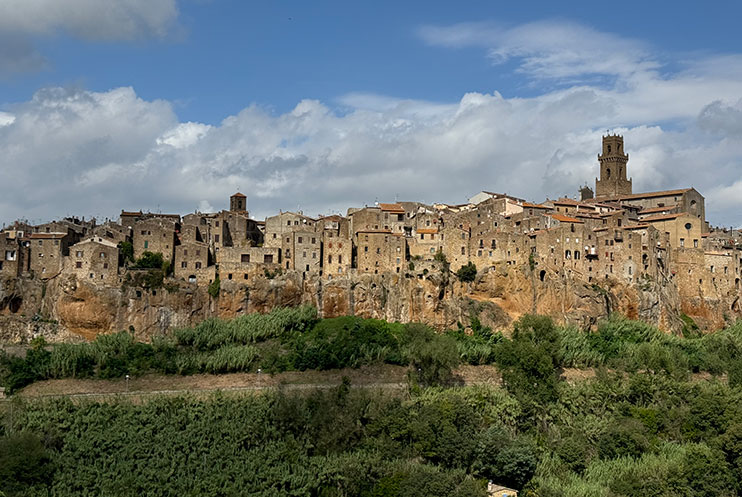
0,0,179,75
2,19,742,227
698,99,742,137
0,0,178,41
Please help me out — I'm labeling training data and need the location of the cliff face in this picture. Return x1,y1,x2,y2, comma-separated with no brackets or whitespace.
0,262,725,344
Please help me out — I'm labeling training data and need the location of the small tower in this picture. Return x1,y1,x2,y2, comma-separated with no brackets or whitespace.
595,134,632,198
230,192,247,212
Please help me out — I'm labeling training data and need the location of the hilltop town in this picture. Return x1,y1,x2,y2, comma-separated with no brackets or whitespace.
1,135,741,339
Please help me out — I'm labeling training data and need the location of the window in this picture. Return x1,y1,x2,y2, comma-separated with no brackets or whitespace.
144,241,149,249
244,274,248,280
338,255,342,264
312,252,316,259
694,239,698,248
241,254,250,263
75,261,82,269
214,235,219,243
364,246,368,252
287,220,291,226
215,221,219,227
461,247,465,255
228,274,233,280
195,262,202,269
103,263,109,269
376,248,381,254
339,243,342,248
298,236,303,243
302,251,307,258
76,251,83,257
311,238,316,244
184,249,188,256
680,238,685,247
420,234,425,240
328,255,333,264
100,252,106,258
329,242,333,249
181,262,187,268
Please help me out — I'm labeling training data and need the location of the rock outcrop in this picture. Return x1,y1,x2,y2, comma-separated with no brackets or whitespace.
0,261,714,344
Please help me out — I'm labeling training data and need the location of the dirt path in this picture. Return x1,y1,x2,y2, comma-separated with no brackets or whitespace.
11,365,502,401
5,365,717,403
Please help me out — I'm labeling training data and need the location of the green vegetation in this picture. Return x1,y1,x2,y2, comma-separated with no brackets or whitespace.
4,312,742,495
207,275,220,298
132,251,165,270
455,262,477,282
118,241,134,264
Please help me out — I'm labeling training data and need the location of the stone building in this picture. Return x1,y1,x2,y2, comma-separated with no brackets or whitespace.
264,211,318,248
65,237,120,286
0,232,22,277
92,222,131,245
282,230,321,274
320,215,352,279
28,232,71,279
348,203,407,236
131,218,179,263
217,245,281,282
356,230,406,274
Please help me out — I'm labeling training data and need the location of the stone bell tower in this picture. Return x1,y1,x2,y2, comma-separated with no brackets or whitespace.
230,192,247,212
595,134,632,198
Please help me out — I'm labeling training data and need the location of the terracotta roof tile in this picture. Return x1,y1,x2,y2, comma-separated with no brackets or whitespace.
549,213,584,224
379,203,405,213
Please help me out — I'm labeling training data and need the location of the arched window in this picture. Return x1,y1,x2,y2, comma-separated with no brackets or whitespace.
574,250,580,260
565,250,571,259
606,168,611,179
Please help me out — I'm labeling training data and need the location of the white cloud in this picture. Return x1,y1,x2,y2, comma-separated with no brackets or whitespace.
0,111,15,126
0,0,179,41
0,0,179,75
2,20,742,228
418,20,656,81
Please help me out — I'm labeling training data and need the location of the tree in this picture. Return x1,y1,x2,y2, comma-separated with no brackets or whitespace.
404,324,460,387
132,251,164,269
0,433,54,495
118,241,134,264
456,262,477,283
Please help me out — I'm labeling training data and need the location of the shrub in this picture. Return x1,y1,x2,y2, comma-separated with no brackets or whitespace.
456,262,477,283
208,276,220,298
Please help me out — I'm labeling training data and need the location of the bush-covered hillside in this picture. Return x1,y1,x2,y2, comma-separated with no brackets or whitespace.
3,312,742,495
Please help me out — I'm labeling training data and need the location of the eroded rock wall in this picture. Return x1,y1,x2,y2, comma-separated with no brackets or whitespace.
0,262,729,344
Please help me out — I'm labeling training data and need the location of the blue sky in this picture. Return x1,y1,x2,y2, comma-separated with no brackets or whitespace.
1,0,742,226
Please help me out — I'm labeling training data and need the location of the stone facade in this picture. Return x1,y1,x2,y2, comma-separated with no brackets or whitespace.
595,134,632,198
132,218,178,263
27,232,71,279
0,232,22,277
356,231,406,274
65,237,120,286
